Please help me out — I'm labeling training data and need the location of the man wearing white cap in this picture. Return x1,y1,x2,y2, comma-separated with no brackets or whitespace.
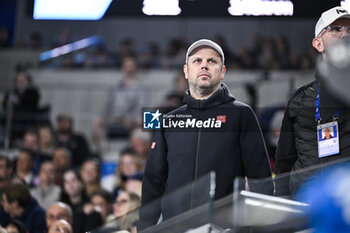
139,39,273,229
275,6,350,196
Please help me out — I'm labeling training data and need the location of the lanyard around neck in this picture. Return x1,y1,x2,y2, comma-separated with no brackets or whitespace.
315,85,339,124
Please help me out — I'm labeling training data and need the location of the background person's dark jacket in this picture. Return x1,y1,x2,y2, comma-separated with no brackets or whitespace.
274,78,350,195
140,83,273,228
55,132,91,167
0,197,47,233
2,86,40,142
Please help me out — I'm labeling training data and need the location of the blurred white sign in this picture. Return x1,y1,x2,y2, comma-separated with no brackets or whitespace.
33,0,113,20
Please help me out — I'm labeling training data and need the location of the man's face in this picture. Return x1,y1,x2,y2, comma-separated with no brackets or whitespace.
183,46,225,98
1,194,18,216
314,18,350,54
46,204,72,229
57,119,72,134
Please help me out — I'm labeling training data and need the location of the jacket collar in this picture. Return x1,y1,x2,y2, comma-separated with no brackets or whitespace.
183,83,235,109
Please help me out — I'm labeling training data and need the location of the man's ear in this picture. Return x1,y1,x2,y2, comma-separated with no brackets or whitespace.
221,65,226,80
183,65,188,80
312,37,325,53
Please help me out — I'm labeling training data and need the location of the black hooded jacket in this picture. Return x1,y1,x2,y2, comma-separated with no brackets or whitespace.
140,83,272,228
275,77,350,195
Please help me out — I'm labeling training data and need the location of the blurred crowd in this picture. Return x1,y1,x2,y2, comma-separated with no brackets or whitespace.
0,54,191,232
0,26,318,71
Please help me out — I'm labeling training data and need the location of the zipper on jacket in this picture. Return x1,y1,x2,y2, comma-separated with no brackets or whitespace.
191,106,202,209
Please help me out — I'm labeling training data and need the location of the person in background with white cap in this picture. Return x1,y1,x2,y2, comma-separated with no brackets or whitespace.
275,6,350,196
139,39,273,229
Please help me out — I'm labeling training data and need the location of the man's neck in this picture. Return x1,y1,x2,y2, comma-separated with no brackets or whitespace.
190,85,221,100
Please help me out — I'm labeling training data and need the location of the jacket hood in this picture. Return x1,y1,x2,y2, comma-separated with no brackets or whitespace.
183,83,235,109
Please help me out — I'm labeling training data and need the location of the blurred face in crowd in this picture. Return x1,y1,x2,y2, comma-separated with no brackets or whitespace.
39,126,54,148
4,223,20,233
39,162,56,187
122,57,137,77
48,220,72,233
113,192,131,218
22,132,39,151
53,148,71,172
313,18,350,58
120,154,138,176
57,119,72,134
16,72,29,92
131,137,148,160
16,151,34,174
1,194,21,217
124,179,142,197
184,46,225,100
91,194,110,221
63,170,82,197
46,203,72,229
80,161,99,185
0,158,12,186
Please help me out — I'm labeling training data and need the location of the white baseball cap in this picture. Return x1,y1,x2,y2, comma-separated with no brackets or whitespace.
185,39,225,64
315,6,350,37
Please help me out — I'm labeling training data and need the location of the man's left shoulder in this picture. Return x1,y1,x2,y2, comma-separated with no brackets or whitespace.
223,99,253,111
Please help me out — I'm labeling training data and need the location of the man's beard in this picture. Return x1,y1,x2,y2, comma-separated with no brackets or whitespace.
198,85,215,96
58,128,72,134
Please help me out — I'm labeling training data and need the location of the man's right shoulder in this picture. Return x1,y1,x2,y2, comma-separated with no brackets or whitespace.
289,79,318,101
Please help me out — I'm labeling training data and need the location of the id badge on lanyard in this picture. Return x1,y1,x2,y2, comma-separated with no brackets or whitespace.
315,86,340,158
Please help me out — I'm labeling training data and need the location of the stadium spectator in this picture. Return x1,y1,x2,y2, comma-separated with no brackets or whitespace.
30,161,61,209
0,183,47,233
38,124,56,158
48,219,73,233
55,114,91,168
80,158,101,196
101,148,144,198
46,202,73,230
14,148,36,187
2,71,40,146
0,155,13,197
104,56,145,138
140,39,273,229
52,147,72,187
2,219,27,233
59,169,103,233
275,6,350,195
85,188,113,223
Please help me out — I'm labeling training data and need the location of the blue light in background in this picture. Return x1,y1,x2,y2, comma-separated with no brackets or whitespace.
33,0,113,20
39,35,103,61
